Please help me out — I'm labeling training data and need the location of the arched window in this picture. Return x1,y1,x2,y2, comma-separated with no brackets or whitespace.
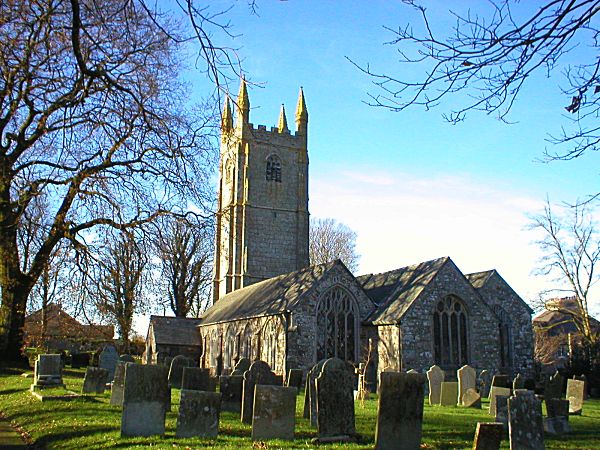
240,323,252,360
432,295,469,370
262,317,285,374
316,286,359,363
223,325,237,371
266,154,282,182
493,306,513,371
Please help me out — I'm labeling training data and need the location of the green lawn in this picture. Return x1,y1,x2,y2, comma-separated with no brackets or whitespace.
1,366,599,449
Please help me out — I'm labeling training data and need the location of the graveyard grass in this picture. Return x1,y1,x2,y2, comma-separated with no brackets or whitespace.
1,366,599,449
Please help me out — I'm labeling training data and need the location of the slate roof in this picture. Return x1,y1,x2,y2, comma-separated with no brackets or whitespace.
200,260,343,325
149,315,202,346
357,256,450,325
465,269,534,314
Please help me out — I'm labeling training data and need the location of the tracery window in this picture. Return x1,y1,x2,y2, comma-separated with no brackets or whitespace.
262,317,285,374
266,154,282,182
316,286,359,362
432,295,469,370
223,325,237,370
240,323,252,360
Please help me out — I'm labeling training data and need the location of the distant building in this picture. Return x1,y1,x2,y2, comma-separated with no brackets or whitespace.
145,315,203,365
24,303,113,352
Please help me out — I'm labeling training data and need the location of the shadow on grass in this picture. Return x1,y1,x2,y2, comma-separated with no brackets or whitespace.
35,425,115,446
0,389,25,396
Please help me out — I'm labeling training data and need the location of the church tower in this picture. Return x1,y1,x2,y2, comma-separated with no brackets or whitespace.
212,80,309,302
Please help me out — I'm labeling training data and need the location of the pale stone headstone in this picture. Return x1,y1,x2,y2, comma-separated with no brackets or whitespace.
512,373,524,390
33,354,64,388
82,367,108,394
168,355,193,389
316,357,356,438
181,367,212,391
544,371,564,401
457,365,476,406
110,362,129,406
176,390,221,438
427,365,444,406
544,398,570,435
566,378,585,415
462,388,481,408
241,361,278,424
251,385,297,441
478,370,491,398
472,422,504,450
220,375,243,413
508,392,544,450
99,345,119,381
488,386,511,415
374,371,427,450
573,374,588,399
231,357,251,376
286,368,303,390
439,381,458,407
121,364,169,437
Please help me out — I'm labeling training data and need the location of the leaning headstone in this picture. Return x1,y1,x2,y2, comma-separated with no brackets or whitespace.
251,385,297,441
478,370,491,398
121,364,169,437
374,371,427,450
176,390,221,438
316,357,355,438
82,367,108,394
472,422,504,450
462,388,481,408
182,367,212,391
544,371,564,401
241,361,278,424
427,365,444,406
544,398,570,435
566,378,585,415
286,368,303,390
168,355,193,390
508,392,544,450
119,354,135,363
220,375,243,413
439,381,458,407
488,386,511,415
512,373,524,390
231,357,251,376
457,365,476,406
33,354,64,388
110,362,129,406
99,345,119,381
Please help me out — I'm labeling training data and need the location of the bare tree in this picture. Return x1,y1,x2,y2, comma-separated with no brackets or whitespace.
531,200,600,348
153,218,213,318
354,1,600,159
310,218,360,273
0,0,240,359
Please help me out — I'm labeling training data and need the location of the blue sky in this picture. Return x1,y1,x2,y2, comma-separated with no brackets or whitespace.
132,0,600,332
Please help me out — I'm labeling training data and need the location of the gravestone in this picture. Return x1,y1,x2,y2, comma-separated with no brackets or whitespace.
472,422,504,450
99,345,119,381
176,390,221,438
566,379,585,415
512,373,524,390
71,353,90,369
316,357,355,438
110,362,129,406
121,364,170,437
82,367,108,394
220,375,243,413
508,392,544,450
478,370,491,398
544,371,564,401
427,365,444,406
251,385,297,441
439,381,458,407
304,359,327,426
494,395,509,428
33,354,64,388
241,361,278,424
119,354,135,363
231,357,251,376
168,355,193,389
286,369,303,390
490,374,510,391
462,388,481,408
374,371,427,450
181,367,212,391
488,386,511,415
573,374,588,399
544,398,570,435
457,365,476,406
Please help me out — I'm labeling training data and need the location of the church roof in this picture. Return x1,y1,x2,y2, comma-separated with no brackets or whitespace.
200,260,345,325
358,256,450,324
464,270,495,289
149,315,202,346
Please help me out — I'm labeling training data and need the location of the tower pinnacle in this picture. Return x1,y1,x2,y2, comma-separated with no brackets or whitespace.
278,104,289,133
295,87,308,134
221,94,233,132
237,77,250,124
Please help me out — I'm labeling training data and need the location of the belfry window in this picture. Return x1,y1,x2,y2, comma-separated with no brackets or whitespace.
266,155,282,182
316,286,359,363
433,295,469,370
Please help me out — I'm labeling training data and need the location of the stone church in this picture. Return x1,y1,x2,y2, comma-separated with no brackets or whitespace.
149,80,535,380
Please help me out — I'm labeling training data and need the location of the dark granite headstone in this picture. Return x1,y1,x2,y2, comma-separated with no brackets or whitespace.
544,398,570,435
82,367,108,394
544,371,564,401
375,371,426,450
315,357,355,438
33,354,64,388
71,353,90,369
286,369,303,390
508,392,544,450
478,370,491,398
176,390,221,438
220,375,243,413
168,355,193,389
241,361,278,424
472,422,504,450
490,374,510,390
231,357,251,376
182,367,212,391
512,373,524,390
494,395,509,428
251,385,297,441
121,364,169,437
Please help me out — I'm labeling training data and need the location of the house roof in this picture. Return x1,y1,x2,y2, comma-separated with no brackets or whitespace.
149,316,203,346
357,256,450,325
200,260,343,325
533,297,600,329
465,269,534,314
